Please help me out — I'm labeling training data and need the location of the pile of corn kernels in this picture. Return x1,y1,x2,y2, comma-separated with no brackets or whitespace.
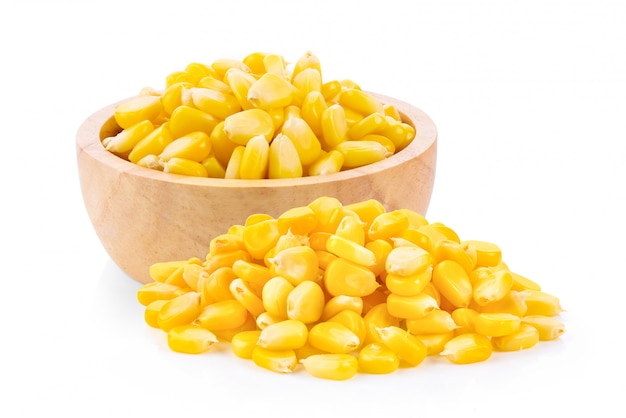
137,197,565,380
103,51,417,179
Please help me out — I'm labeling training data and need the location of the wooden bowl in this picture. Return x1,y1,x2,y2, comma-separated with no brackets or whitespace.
76,93,437,283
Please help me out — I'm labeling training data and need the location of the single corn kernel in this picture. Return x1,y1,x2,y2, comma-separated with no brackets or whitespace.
273,233,307,254
163,157,209,177
208,121,238,168
144,299,168,328
242,218,280,260
383,103,402,120
451,307,479,334
473,312,521,337
209,233,245,256
431,260,473,308
363,303,400,345
523,290,564,316
210,58,250,79
379,117,415,151
415,332,456,355
358,343,400,374
473,269,514,306
292,67,322,108
231,259,272,289
386,292,439,320
405,309,458,335
230,330,261,359
286,280,325,324
161,81,192,114
103,119,155,155
212,313,258,342
257,319,309,350
462,240,502,267
521,315,566,341
149,260,189,282
128,124,174,164
262,53,288,78
321,295,364,321
375,326,428,367
223,67,256,110
365,239,394,277
277,206,318,236
167,325,218,354
440,333,493,364
385,246,432,277
223,108,275,145
300,354,359,381
510,271,542,292
137,282,183,306
307,150,344,176
478,290,528,317
197,75,231,93
114,94,163,129
190,87,241,119
301,90,328,137
256,311,282,329
184,62,216,83
269,246,319,286
247,72,295,109
368,210,410,242
334,140,391,169
136,154,163,170
338,88,384,115
194,299,249,331
323,257,379,297
292,51,322,80
239,135,269,179
203,249,251,276
361,134,395,154
229,278,265,318
348,112,388,139
326,234,376,267
385,268,433,297
168,105,219,139
321,79,342,101
433,239,477,273
181,262,205,291
321,104,349,148
197,267,237,305
308,321,360,354
252,346,297,373
268,133,304,179
491,323,540,351
223,140,242,178
157,291,202,332
158,131,212,163
327,310,367,348
403,224,449,253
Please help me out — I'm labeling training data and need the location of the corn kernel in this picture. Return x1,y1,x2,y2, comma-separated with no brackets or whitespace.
301,90,327,137
252,346,297,373
163,157,209,177
385,269,432,297
386,292,438,320
415,332,456,355
197,267,237,305
473,312,521,337
300,353,358,380
323,257,379,297
321,79,342,101
158,131,212,163
247,72,295,109
375,326,427,367
510,271,542,292
137,282,183,306
348,112,388,139
190,87,241,119
321,295,364,321
492,323,540,351
478,290,527,317
292,51,322,79
321,104,349,148
229,278,265,318
203,249,251,276
168,105,219,139
114,94,163,129
432,260,473,308
230,330,261,359
308,321,360,354
287,280,325,324
405,309,458,335
473,269,514,306
128,124,174,164
212,313,257,342
223,67,256,110
269,246,319,286
277,206,318,236
239,135,269,179
440,333,493,364
462,240,502,267
523,290,563,316
256,311,282,329
224,146,244,179
338,88,384,116
257,319,309,350
327,310,367,348
242,218,280,260
167,325,218,354
368,210,410,242
307,150,344,176
223,108,275,145
231,259,272,289
334,140,391,169
157,291,202,332
292,67,322,107
451,307,478,335
144,299,168,328
358,343,400,374
208,121,238,167
103,119,154,156
268,133,304,179
385,246,432,277
433,239,477,273
195,299,249,331
521,315,566,341
326,234,376,267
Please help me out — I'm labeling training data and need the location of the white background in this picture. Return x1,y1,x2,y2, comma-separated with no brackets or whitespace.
1,0,624,416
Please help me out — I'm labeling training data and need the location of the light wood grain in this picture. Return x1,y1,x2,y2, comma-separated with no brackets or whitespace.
76,93,437,283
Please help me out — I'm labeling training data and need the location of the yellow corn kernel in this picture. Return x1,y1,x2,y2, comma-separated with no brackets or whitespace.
128,124,174,164
212,312,257,342
521,315,566,341
308,321,360,354
379,117,415,151
385,268,432,297
358,343,400,374
252,346,297,373
168,105,220,139
209,121,238,168
422,282,442,307
149,260,188,282
231,260,272,290
415,332,456,355
440,333,493,364
323,257,379,297
161,81,191,114
478,290,527,317
197,75,231,93
241,51,268,74
190,87,241,119
255,311,281,329
230,330,261,359
279,116,322,166
375,325,428,367
163,157,209,177
184,62,216,83
180,262,205,291
300,353,358,380
201,154,226,178
136,154,163,170
257,318,309,351
162,265,187,288
103,119,154,156
492,323,540,351
365,239,393,277
203,249,251,276
321,104,349,148
209,233,245,256
157,291,202,332
301,90,327,137
368,210,410,242
261,276,295,319
246,72,295,109
292,51,322,79
433,239,477,273
382,103,402,121
348,112,388,139
405,309,458,335
360,134,396,154
137,282,183,306
261,53,287,78
223,108,275,145
167,325,218,354
267,133,303,179
523,290,563,316
451,307,479,334
158,131,212,162
197,267,236,305
229,278,265,317
306,232,329,252
325,234,376,267
306,196,342,230
431,260,473,308
362,303,400,345
341,199,382,229
239,135,269,179
307,150,343,176
385,246,432,277
473,269,514,306
403,224,448,253
386,292,438,320
292,67,322,107
462,240,502,267
510,271,542,292
114,94,163,129
223,67,256,110
338,88,384,116
320,295,363,321
332,214,365,245
224,145,245,179
473,312,521,337
144,299,168,328
334,140,391,169
273,233,306,255
320,79,342,101
268,246,319,286
286,280,325,324
194,299,249,331
277,206,318,236
210,58,250,80
242,218,280,260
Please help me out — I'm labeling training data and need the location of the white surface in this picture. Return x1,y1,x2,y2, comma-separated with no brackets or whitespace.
1,0,624,416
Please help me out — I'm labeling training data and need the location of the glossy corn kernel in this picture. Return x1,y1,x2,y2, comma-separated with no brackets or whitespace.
385,246,432,277
462,240,502,267
473,312,521,337
406,309,458,335
440,333,493,364
247,72,295,109
268,133,304,179
157,292,202,332
167,325,218,354
379,117,415,151
203,249,251,276
523,290,563,316
301,90,327,137
158,131,212,163
212,313,258,342
415,332,456,355
368,210,410,242
521,315,566,341
327,310,367,348
473,269,514,306
358,343,400,374
128,124,174,164
257,319,309,350
190,87,241,119
286,280,325,324
433,239,477,273
144,300,168,328
149,260,191,283
321,295,364,321
229,278,265,318
168,105,219,139
338,88,384,116
300,354,359,381
323,257,379,297
492,323,540,351
256,312,282,329
137,282,183,306
432,260,473,308
386,292,439,320
269,246,319,286
375,326,428,367
195,299,248,331
348,112,388,139
277,206,318,236
334,140,391,169
252,346,298,373
197,267,237,305
362,303,400,345
223,108,275,145
224,67,256,110
510,272,542,292
103,119,154,156
231,259,272,289
321,104,349,148
308,321,360,354
478,290,527,317
325,234,376,267
114,94,163,129
242,218,280,260
202,154,225,176
451,307,478,335
292,51,322,79
239,135,269,179
163,157,209,177
230,330,261,359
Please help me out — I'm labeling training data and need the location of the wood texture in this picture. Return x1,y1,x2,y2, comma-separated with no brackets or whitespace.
76,93,438,283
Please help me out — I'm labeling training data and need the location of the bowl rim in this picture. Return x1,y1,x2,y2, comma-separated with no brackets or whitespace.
76,92,437,190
